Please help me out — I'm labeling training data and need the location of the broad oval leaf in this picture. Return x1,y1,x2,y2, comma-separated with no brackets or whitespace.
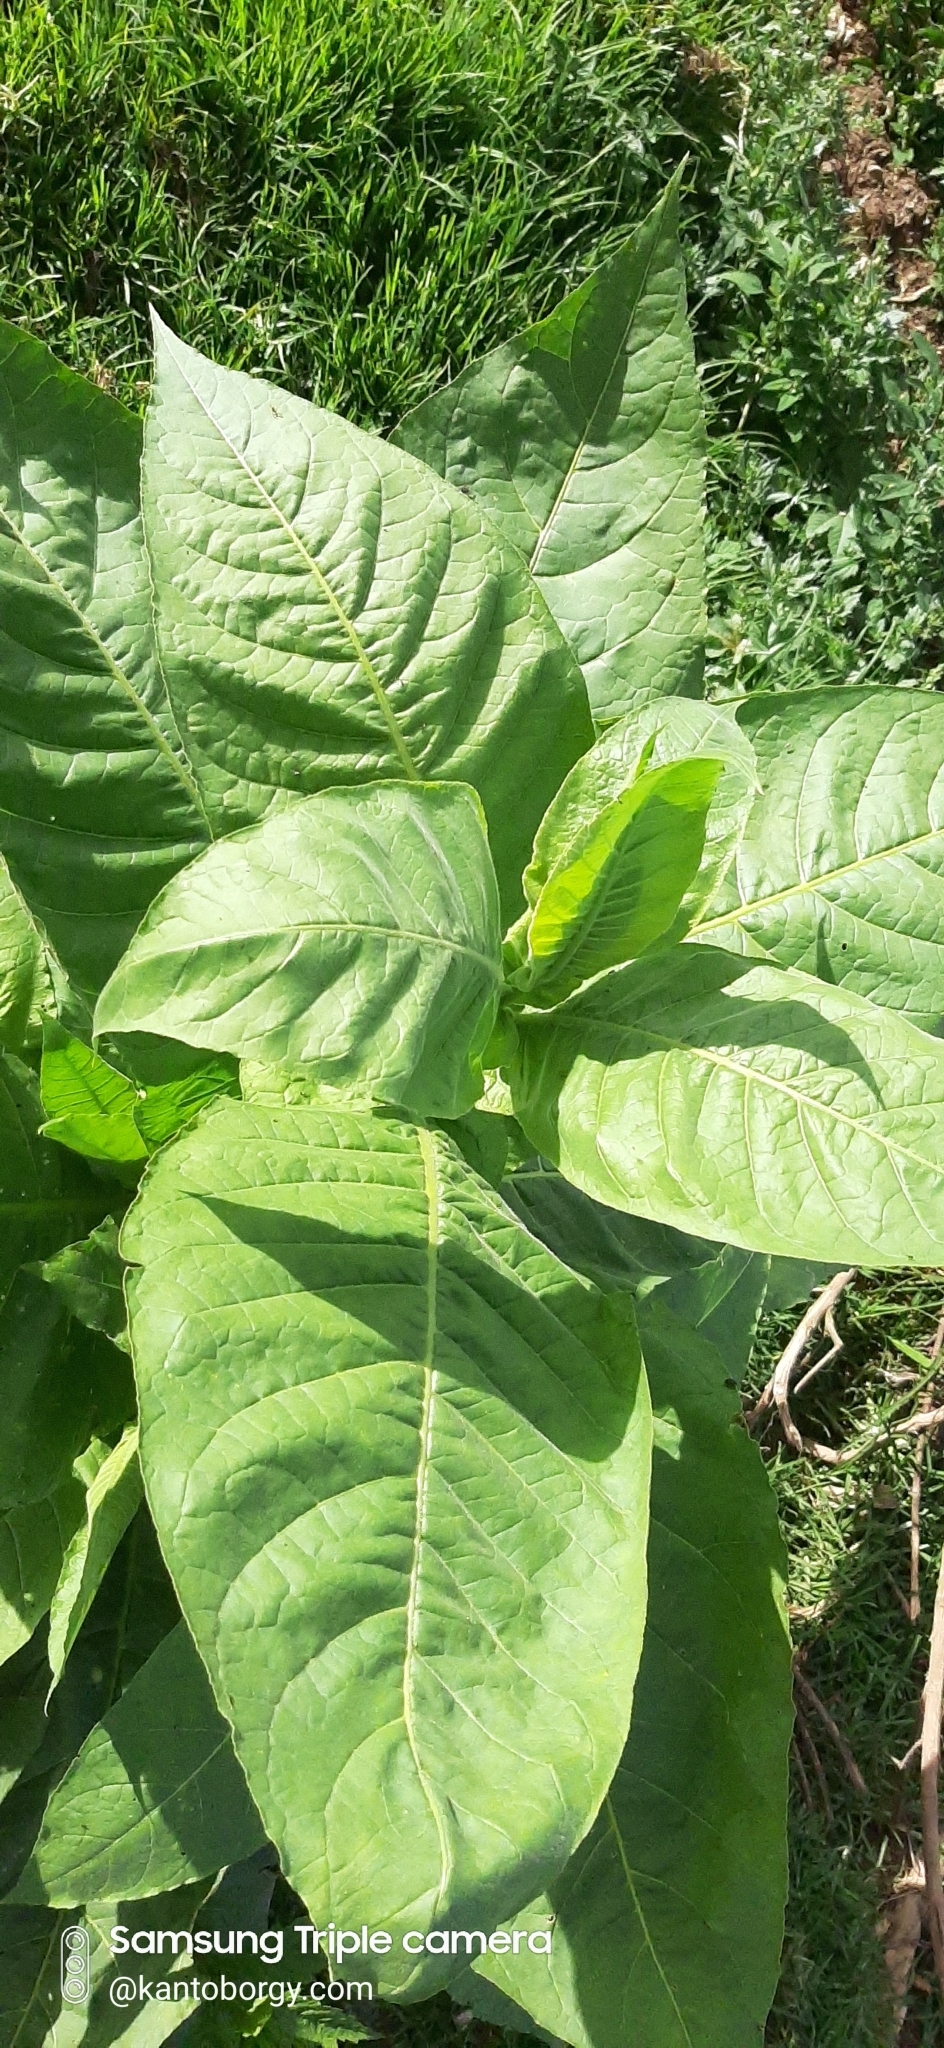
509,944,944,1264
514,757,721,1006
0,319,209,999
12,1621,265,1906
469,1300,791,2048
123,1096,652,1995
0,1481,85,1670
395,177,706,724
690,688,944,1031
96,782,502,1121
144,317,592,919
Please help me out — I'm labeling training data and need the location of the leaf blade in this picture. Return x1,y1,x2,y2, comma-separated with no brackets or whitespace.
395,178,706,724
471,1300,792,2048
690,688,944,1029
144,318,592,919
122,1096,652,1995
96,782,502,1120
510,945,944,1263
0,319,209,997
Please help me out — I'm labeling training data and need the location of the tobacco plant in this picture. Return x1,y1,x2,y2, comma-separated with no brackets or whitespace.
2,176,944,2047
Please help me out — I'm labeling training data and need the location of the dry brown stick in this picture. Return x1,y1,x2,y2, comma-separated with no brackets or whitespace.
793,1309,844,1396
794,1666,869,1797
794,1703,832,1821
897,1407,944,1439
792,1736,815,1812
921,1536,944,2004
884,1567,913,1623
893,1735,923,1773
747,1268,856,1442
912,1428,928,1624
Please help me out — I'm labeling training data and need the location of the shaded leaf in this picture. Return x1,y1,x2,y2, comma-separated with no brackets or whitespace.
510,944,944,1263
13,1620,266,1905
123,1096,651,1997
395,177,706,724
96,783,501,1120
0,1479,85,1669
46,1428,144,1694
143,316,591,920
0,852,43,1050
0,318,209,999
36,1217,130,1352
0,1051,104,1300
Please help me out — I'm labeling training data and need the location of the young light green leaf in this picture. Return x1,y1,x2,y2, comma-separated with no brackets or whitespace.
40,1028,147,1164
395,176,706,725
46,1427,144,1694
510,944,944,1264
689,687,944,1031
144,316,592,920
513,757,722,1005
123,1096,652,1996
0,319,209,1001
523,698,757,930
96,783,502,1121
36,1216,130,1352
471,1299,791,2048
13,1620,266,1905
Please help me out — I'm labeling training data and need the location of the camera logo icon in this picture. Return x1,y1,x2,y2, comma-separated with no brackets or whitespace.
60,1925,90,2005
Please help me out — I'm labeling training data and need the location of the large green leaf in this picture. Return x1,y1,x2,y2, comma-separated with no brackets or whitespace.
13,1621,265,1905
510,758,721,1007
470,1299,791,2048
689,688,944,1031
394,178,706,725
96,783,501,1120
0,320,209,999
123,1096,651,1996
143,317,592,919
510,944,944,1263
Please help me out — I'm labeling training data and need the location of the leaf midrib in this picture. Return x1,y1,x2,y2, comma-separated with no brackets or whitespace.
692,818,944,937
403,1127,451,1909
161,333,420,782
132,917,500,978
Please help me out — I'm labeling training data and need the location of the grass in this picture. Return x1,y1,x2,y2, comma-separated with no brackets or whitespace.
3,1,944,2044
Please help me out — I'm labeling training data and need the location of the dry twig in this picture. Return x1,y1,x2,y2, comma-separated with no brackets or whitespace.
794,1703,832,1821
794,1665,868,1797
748,1268,856,1443
921,1537,944,2002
